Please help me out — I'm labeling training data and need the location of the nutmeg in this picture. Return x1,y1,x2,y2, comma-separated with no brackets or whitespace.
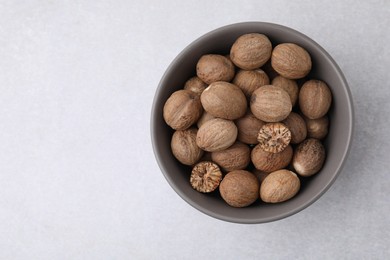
260,169,300,203
211,141,250,172
230,33,272,70
163,89,203,130
196,118,237,152
304,115,329,139
250,85,292,122
196,54,235,84
171,128,204,166
271,75,299,106
292,138,326,177
197,111,215,128
201,81,247,120
271,43,312,79
184,76,207,96
251,144,293,173
299,80,332,119
232,69,270,99
282,112,307,144
235,110,265,145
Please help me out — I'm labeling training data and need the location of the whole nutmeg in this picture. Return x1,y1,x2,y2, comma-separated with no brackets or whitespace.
251,144,293,173
232,69,270,99
257,122,291,153
190,161,222,193
184,76,207,96
271,76,299,106
271,43,312,79
171,128,204,166
250,85,292,122
197,111,215,128
201,81,247,120
260,169,300,203
282,112,307,144
235,111,265,144
299,80,332,119
211,142,250,172
196,54,235,84
196,118,237,152
292,138,326,177
219,170,259,207
230,33,272,70
304,115,329,139
163,89,203,130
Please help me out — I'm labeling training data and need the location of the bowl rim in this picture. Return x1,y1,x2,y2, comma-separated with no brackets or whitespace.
150,21,354,224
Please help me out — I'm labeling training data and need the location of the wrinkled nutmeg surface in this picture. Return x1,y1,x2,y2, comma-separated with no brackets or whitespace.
171,128,204,166
235,110,265,144
232,69,270,99
260,169,300,203
184,76,207,96
299,80,332,119
251,144,293,173
292,138,326,177
282,112,307,144
211,141,250,172
271,75,299,106
196,54,235,84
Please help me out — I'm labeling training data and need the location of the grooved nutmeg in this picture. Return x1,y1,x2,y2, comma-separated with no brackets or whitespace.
271,43,312,79
235,110,265,144
184,76,207,96
197,111,215,128
299,80,332,119
251,144,293,173
292,138,326,177
232,69,270,99
190,161,222,193
201,81,247,120
230,33,272,70
219,170,259,207
250,85,292,122
163,89,203,130
196,118,238,152
271,76,299,106
196,54,235,84
211,141,250,172
257,122,291,153
304,115,329,139
171,128,204,166
260,169,300,203
282,112,307,144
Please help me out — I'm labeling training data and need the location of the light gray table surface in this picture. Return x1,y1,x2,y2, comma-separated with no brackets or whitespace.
0,1,389,259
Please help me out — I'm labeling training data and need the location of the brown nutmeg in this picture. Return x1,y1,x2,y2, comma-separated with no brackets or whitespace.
232,69,270,99
257,122,291,153
304,115,329,139
292,138,326,177
251,144,293,173
253,169,269,184
190,161,222,193
196,118,237,152
163,89,203,130
184,76,207,96
250,85,292,122
201,81,247,120
230,33,272,70
211,142,250,172
282,112,307,144
271,76,299,106
197,111,215,128
219,170,259,207
260,169,300,203
235,110,265,144
271,43,312,79
299,80,332,119
171,128,204,166
196,54,235,84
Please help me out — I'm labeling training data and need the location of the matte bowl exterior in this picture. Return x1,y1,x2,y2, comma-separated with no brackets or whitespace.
151,22,354,224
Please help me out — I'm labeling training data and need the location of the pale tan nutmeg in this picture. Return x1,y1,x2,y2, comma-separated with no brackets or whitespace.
171,128,204,166
271,43,312,79
235,110,265,145
211,141,251,172
260,169,300,203
292,138,326,177
251,144,293,173
250,85,292,122
190,161,222,193
219,170,259,207
196,54,235,84
257,122,291,153
230,33,272,70
201,81,247,120
196,118,238,152
304,115,329,139
232,69,270,99
163,89,203,130
299,80,332,119
282,112,307,144
271,75,299,106
184,76,208,96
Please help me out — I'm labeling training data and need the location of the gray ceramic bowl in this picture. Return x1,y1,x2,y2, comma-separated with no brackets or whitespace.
151,22,353,224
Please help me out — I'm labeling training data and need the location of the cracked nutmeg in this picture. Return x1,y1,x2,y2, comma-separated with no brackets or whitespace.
190,161,223,193
257,122,291,153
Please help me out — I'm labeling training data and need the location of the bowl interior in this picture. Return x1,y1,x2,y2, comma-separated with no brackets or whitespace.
151,22,353,224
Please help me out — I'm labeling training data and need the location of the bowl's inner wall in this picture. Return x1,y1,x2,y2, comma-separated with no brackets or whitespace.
152,23,353,223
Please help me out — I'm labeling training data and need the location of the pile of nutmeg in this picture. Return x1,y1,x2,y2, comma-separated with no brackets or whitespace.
163,33,332,207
